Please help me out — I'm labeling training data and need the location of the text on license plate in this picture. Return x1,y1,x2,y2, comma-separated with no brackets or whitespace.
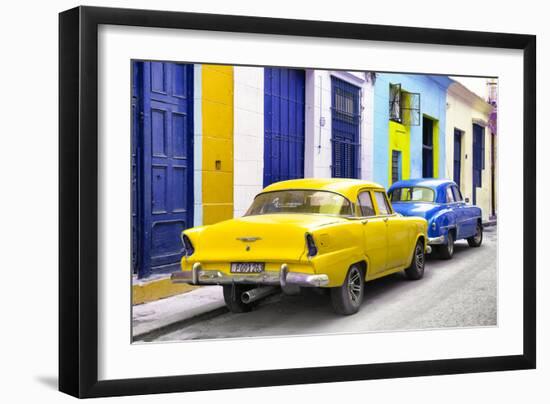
230,262,265,273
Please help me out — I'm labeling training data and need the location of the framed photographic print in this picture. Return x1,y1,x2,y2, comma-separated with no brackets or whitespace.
59,6,536,398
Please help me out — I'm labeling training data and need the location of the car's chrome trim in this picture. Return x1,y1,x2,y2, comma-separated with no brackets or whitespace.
192,262,201,284
458,216,481,224
236,236,262,242
171,262,329,287
428,235,445,245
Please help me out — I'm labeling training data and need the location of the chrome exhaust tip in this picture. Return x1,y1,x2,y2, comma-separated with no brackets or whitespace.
241,286,278,304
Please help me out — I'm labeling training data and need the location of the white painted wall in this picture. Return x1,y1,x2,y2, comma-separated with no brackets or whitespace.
304,70,374,180
445,82,494,221
359,73,375,181
233,66,264,217
193,64,204,226
304,69,333,178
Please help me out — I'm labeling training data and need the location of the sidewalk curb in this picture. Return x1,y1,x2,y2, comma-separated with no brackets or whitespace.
134,306,228,342
132,286,226,341
483,220,497,228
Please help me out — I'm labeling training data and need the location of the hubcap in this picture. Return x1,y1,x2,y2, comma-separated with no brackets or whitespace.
347,267,363,305
415,244,424,268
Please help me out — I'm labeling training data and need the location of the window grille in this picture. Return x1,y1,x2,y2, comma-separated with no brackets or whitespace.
389,83,420,126
389,83,401,122
401,91,421,126
392,150,402,184
331,77,360,179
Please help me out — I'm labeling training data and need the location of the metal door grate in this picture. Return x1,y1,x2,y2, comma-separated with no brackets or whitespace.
392,150,402,184
331,77,360,179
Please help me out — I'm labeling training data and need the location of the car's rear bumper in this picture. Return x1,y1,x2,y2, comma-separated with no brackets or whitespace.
171,262,329,287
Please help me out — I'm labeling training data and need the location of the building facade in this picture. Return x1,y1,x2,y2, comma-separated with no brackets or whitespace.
131,61,497,303
131,62,375,292
372,73,452,189
232,68,375,217
445,81,496,222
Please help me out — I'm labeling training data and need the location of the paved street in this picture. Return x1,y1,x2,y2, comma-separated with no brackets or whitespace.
153,227,497,342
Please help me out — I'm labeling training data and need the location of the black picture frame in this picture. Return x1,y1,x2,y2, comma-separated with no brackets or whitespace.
59,5,536,398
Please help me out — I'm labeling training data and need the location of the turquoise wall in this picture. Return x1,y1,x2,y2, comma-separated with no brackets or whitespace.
373,73,452,189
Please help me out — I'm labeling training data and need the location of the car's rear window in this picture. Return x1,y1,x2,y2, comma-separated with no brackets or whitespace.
245,190,353,217
390,187,435,202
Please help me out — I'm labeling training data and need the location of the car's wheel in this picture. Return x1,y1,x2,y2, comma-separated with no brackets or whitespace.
467,222,483,247
437,231,454,260
404,240,425,280
222,284,255,313
331,265,364,315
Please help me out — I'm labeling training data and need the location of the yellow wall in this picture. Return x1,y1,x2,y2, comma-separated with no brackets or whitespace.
388,120,411,184
201,65,234,224
133,278,197,305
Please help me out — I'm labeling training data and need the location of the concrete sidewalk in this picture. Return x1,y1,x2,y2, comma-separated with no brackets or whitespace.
132,286,226,341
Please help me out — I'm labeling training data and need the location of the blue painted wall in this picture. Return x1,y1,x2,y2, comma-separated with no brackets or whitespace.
373,74,452,189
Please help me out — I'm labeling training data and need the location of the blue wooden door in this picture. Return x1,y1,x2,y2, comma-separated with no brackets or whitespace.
331,77,360,179
132,61,194,278
422,117,434,178
472,123,484,205
131,64,142,275
264,68,305,187
453,129,462,187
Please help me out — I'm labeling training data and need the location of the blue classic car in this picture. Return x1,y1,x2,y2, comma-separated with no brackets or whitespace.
387,179,483,259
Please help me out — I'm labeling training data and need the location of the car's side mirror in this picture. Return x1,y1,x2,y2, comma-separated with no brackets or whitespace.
465,197,470,204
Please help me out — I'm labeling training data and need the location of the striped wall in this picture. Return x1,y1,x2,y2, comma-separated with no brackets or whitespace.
233,66,264,218
201,65,234,225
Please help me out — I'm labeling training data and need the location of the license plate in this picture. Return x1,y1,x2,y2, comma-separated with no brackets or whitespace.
230,262,265,274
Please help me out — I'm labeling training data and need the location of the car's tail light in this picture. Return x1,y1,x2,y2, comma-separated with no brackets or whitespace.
305,233,318,257
181,234,195,256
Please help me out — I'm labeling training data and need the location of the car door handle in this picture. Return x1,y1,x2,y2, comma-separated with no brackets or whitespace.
383,217,389,223
361,219,368,225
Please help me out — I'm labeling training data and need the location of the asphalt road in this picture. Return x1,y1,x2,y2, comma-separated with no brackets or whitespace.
155,226,497,342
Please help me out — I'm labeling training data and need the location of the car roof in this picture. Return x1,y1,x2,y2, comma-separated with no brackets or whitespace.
261,178,385,200
388,178,456,191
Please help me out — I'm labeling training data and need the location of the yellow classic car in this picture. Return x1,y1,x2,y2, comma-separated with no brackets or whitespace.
172,178,428,315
